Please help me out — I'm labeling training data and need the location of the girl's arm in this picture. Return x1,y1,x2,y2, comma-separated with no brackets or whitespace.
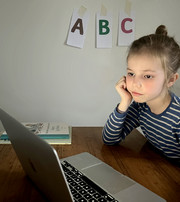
102,76,136,145
102,101,140,145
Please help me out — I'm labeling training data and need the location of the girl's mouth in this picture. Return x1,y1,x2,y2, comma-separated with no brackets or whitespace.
131,91,143,97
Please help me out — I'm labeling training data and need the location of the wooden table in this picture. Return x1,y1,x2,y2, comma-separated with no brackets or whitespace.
0,127,180,202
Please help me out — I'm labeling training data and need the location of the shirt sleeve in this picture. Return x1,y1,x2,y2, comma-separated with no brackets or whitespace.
102,101,140,145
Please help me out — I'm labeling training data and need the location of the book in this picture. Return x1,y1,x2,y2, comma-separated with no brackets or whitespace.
0,122,72,145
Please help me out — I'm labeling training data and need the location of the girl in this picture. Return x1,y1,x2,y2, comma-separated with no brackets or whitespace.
102,25,180,160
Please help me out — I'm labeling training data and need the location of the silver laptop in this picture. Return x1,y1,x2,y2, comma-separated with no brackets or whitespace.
0,108,165,202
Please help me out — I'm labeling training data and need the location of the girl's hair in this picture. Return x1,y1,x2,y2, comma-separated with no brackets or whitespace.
127,25,180,80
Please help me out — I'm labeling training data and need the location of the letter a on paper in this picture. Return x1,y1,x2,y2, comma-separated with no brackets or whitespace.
67,9,89,48
71,18,84,35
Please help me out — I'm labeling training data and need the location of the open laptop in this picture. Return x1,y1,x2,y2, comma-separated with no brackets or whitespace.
0,108,165,202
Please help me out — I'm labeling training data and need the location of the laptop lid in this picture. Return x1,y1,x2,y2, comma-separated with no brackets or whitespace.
0,108,73,201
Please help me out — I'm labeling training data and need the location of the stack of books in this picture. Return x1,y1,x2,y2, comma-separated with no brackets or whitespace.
0,122,72,145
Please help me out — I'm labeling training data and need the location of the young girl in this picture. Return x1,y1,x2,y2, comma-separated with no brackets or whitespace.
103,25,180,160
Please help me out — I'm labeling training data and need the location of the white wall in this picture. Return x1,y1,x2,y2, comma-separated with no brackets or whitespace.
0,0,180,126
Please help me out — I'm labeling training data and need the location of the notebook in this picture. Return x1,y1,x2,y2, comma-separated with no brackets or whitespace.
0,108,165,202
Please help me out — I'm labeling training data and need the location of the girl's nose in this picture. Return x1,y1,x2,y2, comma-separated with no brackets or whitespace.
133,77,142,88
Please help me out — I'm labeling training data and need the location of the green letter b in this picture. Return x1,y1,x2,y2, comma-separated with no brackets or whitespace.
99,20,110,35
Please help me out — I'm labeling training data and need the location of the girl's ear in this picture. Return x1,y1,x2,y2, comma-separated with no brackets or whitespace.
167,73,179,88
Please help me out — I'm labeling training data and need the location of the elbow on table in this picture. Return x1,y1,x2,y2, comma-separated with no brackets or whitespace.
102,136,120,145
102,128,121,145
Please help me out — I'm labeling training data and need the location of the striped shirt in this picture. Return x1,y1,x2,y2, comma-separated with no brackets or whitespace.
102,93,180,159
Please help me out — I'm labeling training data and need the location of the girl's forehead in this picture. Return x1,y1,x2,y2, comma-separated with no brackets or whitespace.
127,54,163,72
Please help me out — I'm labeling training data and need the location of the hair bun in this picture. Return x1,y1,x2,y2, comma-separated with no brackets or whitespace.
155,25,168,36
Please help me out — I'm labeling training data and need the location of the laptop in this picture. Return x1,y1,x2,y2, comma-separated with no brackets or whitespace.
0,108,165,202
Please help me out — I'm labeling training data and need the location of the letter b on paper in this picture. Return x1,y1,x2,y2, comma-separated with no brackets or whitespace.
99,20,110,35
96,13,112,48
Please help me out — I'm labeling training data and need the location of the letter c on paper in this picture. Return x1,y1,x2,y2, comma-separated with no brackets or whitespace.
121,18,133,33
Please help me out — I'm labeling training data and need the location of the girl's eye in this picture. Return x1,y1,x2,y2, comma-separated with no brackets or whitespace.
127,72,134,77
144,75,153,79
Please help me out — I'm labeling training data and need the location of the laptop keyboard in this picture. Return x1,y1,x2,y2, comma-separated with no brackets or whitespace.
61,160,118,202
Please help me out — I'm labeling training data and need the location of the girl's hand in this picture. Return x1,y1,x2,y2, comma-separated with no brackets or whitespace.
115,76,132,112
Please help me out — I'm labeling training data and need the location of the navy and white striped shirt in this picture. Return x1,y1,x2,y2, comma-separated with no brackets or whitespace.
102,93,180,159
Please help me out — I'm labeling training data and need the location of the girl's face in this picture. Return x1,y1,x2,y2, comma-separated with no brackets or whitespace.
126,54,168,105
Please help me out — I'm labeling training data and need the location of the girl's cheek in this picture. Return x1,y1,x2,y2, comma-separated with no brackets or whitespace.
126,77,131,90
126,75,132,83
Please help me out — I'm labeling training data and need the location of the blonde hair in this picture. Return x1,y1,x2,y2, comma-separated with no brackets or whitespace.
127,25,180,81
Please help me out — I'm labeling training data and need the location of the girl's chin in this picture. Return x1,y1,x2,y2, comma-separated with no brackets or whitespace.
132,96,146,103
